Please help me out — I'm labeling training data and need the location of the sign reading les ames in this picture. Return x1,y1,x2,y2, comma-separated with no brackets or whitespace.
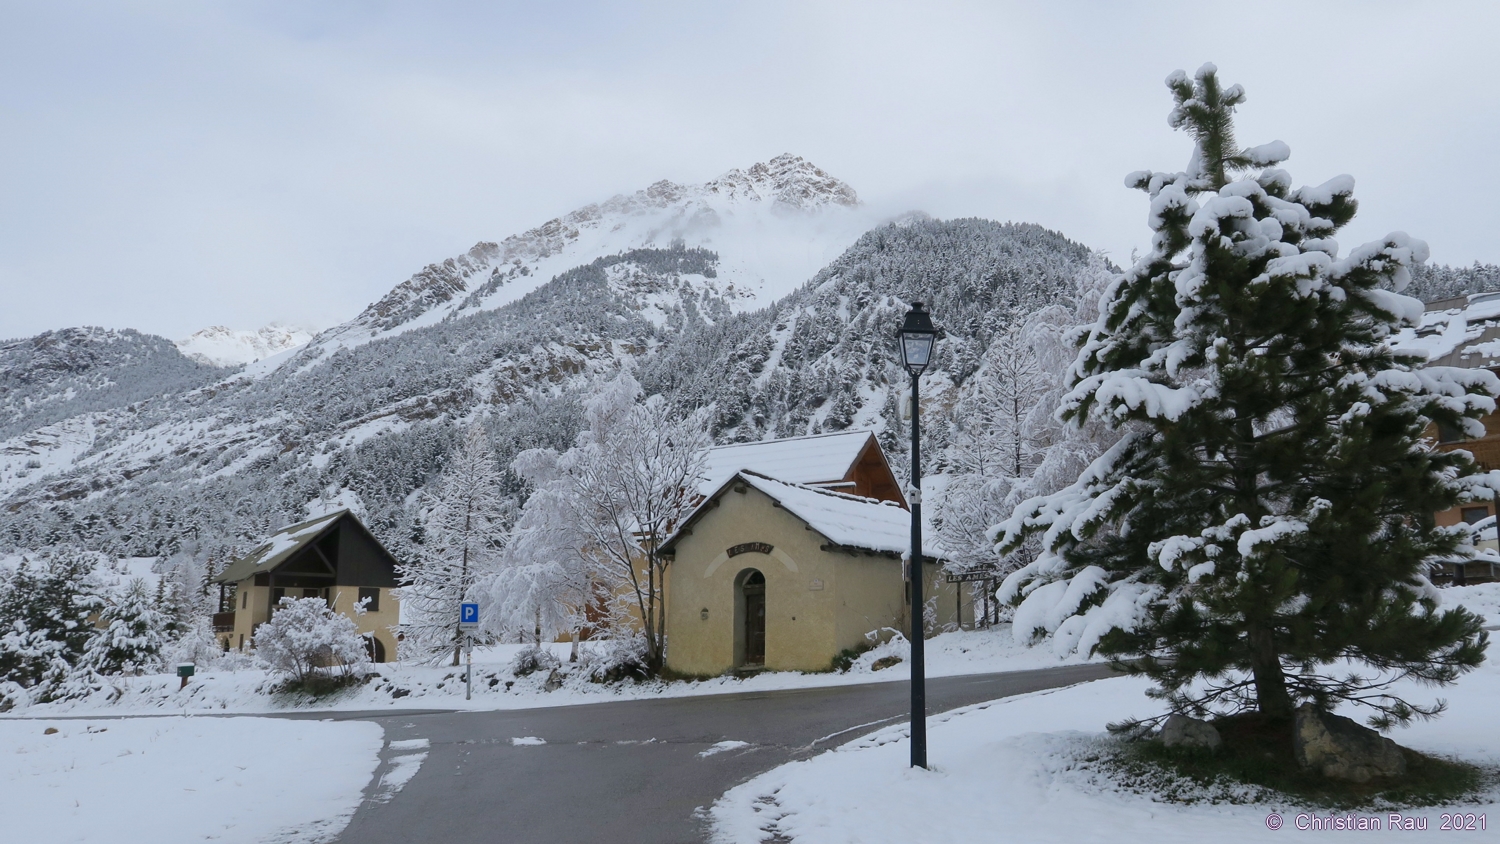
727,542,773,557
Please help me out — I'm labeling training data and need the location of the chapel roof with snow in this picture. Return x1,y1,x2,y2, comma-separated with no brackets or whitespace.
663,469,931,559
697,429,904,505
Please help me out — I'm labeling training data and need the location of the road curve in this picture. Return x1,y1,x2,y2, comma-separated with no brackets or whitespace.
335,663,1115,844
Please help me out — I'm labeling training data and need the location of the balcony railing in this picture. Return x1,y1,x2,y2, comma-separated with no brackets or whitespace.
212,612,236,633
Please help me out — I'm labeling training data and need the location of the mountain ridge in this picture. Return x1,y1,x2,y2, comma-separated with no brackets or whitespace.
307,153,869,365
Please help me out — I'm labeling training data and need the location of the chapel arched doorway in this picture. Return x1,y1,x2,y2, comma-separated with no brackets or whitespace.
735,569,766,667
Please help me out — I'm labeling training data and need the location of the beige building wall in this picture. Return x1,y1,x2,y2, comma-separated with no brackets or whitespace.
224,583,272,651
665,484,960,676
218,582,400,662
330,586,400,662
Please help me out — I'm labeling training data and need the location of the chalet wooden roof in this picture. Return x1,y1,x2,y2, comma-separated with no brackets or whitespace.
211,509,390,584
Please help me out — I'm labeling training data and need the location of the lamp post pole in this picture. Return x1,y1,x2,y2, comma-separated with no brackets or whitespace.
896,301,937,770
907,365,927,769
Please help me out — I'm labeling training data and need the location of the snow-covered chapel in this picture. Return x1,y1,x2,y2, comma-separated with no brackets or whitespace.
659,431,961,676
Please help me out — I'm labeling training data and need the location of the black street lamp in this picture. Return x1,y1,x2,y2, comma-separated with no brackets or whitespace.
896,301,937,770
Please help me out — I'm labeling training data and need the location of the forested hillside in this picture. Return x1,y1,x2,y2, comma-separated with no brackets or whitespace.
0,218,1099,581
2,208,1489,600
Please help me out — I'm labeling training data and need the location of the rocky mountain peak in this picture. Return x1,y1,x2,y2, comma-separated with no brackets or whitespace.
334,155,863,342
704,154,860,209
1,327,160,386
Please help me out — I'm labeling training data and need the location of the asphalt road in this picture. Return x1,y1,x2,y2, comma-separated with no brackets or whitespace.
333,663,1115,844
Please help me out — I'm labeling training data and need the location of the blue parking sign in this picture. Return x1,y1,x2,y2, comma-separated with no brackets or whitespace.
460,602,479,627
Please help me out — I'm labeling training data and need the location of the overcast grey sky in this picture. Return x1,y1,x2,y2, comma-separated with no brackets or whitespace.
3,1,1497,341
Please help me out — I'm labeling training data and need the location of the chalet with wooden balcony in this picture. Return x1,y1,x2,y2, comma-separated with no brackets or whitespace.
211,509,401,661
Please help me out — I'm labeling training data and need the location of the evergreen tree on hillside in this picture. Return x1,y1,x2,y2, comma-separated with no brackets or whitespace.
996,64,1495,727
397,424,510,665
0,548,106,705
78,578,174,677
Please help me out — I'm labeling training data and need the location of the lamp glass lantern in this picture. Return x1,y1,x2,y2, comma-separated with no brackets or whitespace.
897,303,937,374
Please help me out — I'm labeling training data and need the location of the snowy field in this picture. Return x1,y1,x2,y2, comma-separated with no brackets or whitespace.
0,716,382,844
1450,581,1500,627
710,585,1500,844
1,626,1099,718
7,581,1493,719
712,664,1500,843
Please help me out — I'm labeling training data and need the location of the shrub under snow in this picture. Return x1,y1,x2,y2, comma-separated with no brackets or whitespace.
253,597,371,685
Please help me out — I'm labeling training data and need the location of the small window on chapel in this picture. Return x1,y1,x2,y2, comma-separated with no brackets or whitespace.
359,587,380,612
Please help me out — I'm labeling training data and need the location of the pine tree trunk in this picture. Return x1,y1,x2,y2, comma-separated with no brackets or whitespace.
1248,623,1292,718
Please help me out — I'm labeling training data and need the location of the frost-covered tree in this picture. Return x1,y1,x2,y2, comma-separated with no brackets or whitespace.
996,64,1495,728
480,448,600,659
935,255,1118,576
0,549,107,705
397,424,510,665
528,369,711,672
254,596,371,684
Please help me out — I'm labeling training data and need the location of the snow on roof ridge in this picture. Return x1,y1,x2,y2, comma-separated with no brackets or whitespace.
737,469,903,508
266,508,347,539
708,429,872,451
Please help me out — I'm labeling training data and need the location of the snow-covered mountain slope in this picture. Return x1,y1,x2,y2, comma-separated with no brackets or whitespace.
0,327,224,441
176,325,315,367
0,213,1106,571
290,154,878,367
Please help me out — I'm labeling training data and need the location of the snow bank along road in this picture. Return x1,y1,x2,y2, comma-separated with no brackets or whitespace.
329,663,1115,844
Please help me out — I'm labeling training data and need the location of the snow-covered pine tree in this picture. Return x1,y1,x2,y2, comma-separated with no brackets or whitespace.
0,548,107,704
78,578,174,676
397,424,510,665
996,64,1495,728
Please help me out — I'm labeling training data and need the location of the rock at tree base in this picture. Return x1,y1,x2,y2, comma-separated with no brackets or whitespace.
1160,714,1222,750
1294,704,1407,783
870,656,902,671
542,669,564,692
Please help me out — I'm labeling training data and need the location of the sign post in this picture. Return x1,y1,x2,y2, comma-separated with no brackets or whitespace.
460,603,479,701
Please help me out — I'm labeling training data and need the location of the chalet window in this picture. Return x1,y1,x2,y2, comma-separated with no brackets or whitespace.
241,589,247,610
1462,506,1491,525
270,587,285,607
359,587,380,612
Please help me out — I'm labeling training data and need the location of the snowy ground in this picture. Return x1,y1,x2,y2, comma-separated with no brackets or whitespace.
1,626,1099,718
710,584,1500,843
0,716,383,844
1451,581,1500,627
